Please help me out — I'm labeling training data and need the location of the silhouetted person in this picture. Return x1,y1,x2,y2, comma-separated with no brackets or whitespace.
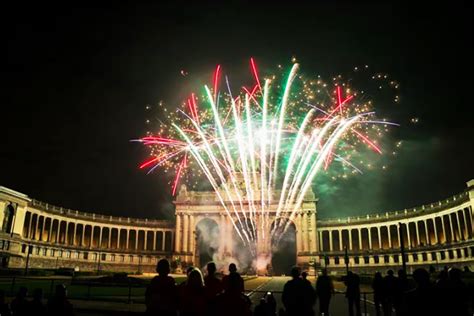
145,258,178,316
10,287,29,316
47,284,74,316
179,266,195,292
372,272,384,316
204,262,223,300
405,268,435,316
0,290,11,316
283,266,314,316
266,292,277,316
28,288,46,316
446,268,469,316
435,269,450,316
179,269,207,316
254,292,276,316
211,272,252,316
394,269,410,316
254,298,268,316
316,269,334,316
222,263,244,293
382,270,397,316
345,271,361,316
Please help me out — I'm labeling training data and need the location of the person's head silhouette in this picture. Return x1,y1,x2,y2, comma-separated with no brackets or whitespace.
413,268,430,287
301,271,308,280
229,263,237,273
156,258,170,276
290,266,301,279
387,269,394,276
186,266,195,276
188,269,204,289
322,268,328,276
207,262,217,276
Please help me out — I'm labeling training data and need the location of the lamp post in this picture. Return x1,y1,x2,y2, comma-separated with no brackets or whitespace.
344,246,349,275
399,222,407,273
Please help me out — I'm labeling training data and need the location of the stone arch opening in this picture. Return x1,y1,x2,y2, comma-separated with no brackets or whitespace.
231,218,257,273
270,219,296,276
195,218,220,269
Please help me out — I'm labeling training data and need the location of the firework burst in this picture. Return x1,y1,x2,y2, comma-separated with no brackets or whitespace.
135,58,399,250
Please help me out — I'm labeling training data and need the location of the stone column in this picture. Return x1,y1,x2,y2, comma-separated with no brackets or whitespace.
226,216,232,253
328,231,333,252
117,230,121,249
48,219,53,242
462,210,468,239
358,229,362,251
108,228,112,248
73,224,77,246
81,225,85,247
368,228,372,250
302,213,309,252
415,222,420,246
65,222,69,244
28,214,33,239
448,215,455,242
348,230,353,250
41,218,46,241
441,217,446,243
152,231,156,250
175,214,182,252
135,230,139,250
99,227,103,248
220,214,226,253
296,213,302,254
144,231,148,251
433,219,439,244
90,226,94,248
424,220,429,245
310,212,317,253
456,212,462,240
183,214,189,253
318,231,323,251
397,225,401,248
338,230,343,251
189,215,195,256
377,226,382,249
388,226,392,248
126,229,129,249
162,231,166,251
407,223,412,249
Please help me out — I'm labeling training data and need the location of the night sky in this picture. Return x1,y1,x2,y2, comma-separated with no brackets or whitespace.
2,2,473,220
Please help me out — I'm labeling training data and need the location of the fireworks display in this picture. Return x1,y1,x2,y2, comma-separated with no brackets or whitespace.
135,58,399,249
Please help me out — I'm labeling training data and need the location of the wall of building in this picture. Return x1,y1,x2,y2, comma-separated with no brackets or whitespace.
0,186,175,272
1,180,473,274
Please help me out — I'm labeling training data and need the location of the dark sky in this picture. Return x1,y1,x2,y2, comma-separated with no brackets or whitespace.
2,2,473,220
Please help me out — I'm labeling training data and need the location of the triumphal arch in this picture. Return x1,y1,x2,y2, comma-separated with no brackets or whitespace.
173,182,319,274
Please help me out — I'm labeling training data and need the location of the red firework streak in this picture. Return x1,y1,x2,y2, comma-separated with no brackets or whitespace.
213,64,221,103
323,86,382,170
172,154,188,196
250,57,262,94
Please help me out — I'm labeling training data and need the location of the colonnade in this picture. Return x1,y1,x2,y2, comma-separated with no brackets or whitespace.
318,207,473,252
22,211,173,252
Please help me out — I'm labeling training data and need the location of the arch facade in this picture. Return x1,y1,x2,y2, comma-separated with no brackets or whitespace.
0,179,473,274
